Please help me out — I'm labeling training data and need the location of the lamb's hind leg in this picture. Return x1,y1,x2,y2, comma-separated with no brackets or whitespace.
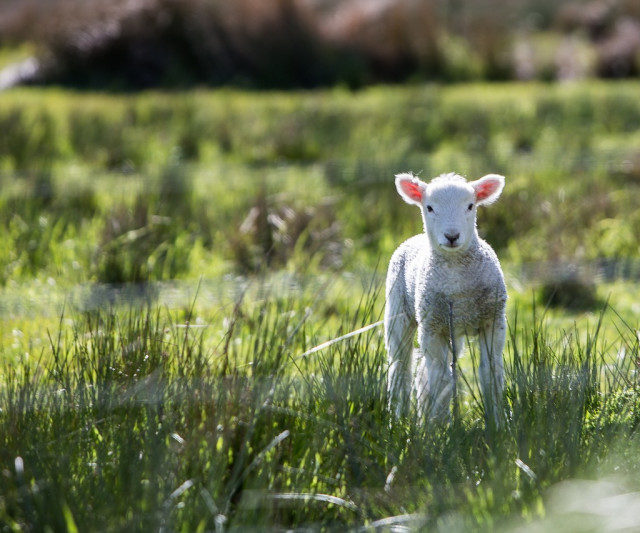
478,315,506,426
385,304,415,418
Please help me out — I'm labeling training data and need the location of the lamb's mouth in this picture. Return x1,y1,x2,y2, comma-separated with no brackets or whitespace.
440,242,462,251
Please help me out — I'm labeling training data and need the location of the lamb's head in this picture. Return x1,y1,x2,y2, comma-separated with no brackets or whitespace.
395,172,505,254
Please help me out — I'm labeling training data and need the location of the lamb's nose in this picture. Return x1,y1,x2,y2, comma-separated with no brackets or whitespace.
445,232,460,245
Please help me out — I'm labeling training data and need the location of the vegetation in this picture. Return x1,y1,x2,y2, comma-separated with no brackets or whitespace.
1,81,640,530
2,285,640,531
2,0,640,88
1,82,640,286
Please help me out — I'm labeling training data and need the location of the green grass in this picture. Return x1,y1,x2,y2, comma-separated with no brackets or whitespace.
1,287,639,531
1,82,640,285
1,81,640,530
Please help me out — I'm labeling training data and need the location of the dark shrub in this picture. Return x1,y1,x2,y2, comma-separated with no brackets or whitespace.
538,269,602,311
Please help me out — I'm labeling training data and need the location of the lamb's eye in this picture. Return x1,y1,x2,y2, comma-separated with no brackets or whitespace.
426,205,434,213
467,203,474,211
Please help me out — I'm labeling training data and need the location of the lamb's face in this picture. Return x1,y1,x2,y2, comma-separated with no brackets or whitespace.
394,172,505,254
422,181,476,253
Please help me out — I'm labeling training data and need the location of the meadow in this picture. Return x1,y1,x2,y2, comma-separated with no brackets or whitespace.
1,81,640,531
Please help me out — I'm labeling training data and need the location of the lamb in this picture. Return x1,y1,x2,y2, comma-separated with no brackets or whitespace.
384,172,507,424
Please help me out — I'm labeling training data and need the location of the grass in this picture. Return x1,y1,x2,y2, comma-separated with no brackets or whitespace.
1,286,639,531
0,80,640,529
1,82,640,287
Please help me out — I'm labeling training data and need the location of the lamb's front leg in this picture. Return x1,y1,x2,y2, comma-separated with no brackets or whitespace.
478,315,506,426
386,310,416,418
415,326,453,422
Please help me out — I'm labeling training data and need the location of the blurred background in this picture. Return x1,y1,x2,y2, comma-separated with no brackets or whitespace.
2,0,640,89
0,0,639,311
1,0,640,310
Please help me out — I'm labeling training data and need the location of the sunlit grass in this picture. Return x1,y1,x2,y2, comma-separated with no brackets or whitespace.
0,281,638,531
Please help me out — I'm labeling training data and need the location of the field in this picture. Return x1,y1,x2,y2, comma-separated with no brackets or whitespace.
1,82,640,531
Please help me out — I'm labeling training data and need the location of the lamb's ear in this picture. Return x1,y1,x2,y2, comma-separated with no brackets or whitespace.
471,174,505,206
395,173,426,206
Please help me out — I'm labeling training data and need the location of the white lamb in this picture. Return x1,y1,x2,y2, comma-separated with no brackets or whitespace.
385,172,507,424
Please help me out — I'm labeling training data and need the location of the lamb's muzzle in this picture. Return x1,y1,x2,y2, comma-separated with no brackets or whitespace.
444,232,460,246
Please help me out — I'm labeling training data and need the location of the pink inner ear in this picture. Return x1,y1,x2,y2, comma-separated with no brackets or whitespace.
400,180,423,202
474,179,499,201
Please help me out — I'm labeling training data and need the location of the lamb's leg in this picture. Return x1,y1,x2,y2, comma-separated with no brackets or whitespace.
416,328,453,422
385,305,415,418
478,315,506,426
